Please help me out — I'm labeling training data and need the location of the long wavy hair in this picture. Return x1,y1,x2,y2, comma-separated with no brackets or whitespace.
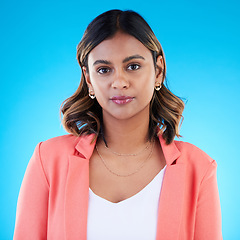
61,9,185,145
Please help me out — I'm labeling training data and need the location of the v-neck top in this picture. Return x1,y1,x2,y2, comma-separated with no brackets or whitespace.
87,165,167,240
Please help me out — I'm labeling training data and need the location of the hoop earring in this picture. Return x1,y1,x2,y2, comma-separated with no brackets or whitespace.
89,92,96,99
155,85,161,91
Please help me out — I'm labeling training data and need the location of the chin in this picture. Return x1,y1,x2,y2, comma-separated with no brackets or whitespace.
106,110,145,122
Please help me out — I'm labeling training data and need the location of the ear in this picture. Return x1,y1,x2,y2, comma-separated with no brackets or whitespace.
82,66,93,90
155,55,164,84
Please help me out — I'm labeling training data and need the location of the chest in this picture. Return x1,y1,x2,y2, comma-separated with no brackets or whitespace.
87,166,166,240
89,148,166,203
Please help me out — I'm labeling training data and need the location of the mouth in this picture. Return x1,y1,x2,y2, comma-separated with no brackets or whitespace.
110,96,134,105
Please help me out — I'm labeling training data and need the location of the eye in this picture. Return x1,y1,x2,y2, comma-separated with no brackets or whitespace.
127,64,141,71
97,67,111,74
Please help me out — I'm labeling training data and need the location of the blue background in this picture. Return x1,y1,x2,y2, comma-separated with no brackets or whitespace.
0,0,239,239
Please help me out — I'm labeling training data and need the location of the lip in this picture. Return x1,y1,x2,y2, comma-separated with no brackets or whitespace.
110,96,134,105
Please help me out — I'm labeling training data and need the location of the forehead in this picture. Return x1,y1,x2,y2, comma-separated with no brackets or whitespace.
88,32,152,63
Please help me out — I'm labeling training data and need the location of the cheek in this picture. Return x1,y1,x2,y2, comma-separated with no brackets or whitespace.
146,86,155,102
138,73,156,92
88,74,104,92
142,76,156,101
92,82,109,98
90,81,109,105
89,71,111,91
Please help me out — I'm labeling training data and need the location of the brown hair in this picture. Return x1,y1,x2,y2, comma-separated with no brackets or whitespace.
61,9,184,144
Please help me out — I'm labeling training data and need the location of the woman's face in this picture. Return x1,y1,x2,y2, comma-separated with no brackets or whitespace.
83,31,163,122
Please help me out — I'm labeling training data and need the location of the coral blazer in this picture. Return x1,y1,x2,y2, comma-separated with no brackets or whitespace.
14,134,222,239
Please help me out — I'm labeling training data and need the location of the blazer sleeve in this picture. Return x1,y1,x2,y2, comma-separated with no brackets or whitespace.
14,143,49,240
194,160,223,240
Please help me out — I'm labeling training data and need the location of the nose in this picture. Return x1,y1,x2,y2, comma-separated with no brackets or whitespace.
111,69,130,90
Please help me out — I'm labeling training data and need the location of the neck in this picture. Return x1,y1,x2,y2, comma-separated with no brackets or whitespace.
100,109,151,154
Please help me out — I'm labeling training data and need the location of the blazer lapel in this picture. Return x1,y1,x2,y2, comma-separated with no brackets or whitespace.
64,134,96,240
156,136,186,240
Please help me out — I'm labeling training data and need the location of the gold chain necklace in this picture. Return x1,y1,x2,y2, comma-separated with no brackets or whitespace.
104,141,151,156
96,139,155,177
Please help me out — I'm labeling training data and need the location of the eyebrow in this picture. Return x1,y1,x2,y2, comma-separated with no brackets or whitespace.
93,59,111,66
93,54,145,66
123,54,145,63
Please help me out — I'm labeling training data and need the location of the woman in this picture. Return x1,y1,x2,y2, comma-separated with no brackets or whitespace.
14,9,222,239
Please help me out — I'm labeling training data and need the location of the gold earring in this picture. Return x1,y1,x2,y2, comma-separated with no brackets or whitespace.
89,91,95,99
155,84,161,91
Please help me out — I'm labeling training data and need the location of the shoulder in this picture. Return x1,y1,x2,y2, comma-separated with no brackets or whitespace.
39,134,79,157
36,135,79,176
173,140,217,176
34,134,91,184
36,133,95,166
175,140,213,162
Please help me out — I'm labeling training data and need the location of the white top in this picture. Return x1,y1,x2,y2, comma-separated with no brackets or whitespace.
87,165,167,240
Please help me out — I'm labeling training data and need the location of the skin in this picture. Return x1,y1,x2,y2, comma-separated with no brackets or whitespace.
83,31,166,203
